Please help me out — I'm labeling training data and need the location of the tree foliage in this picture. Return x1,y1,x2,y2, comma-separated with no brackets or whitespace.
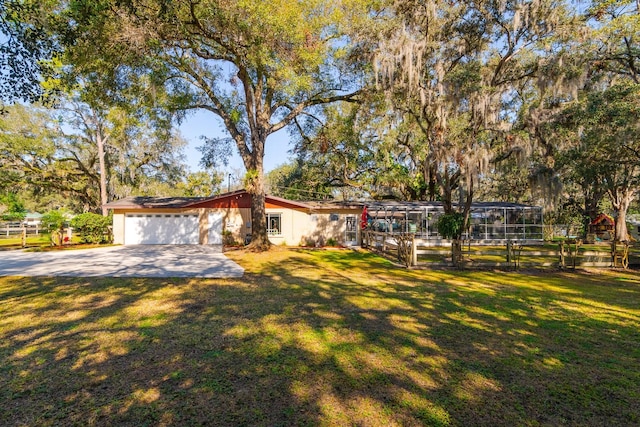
556,81,640,240
6,0,640,247
0,101,186,214
435,213,465,240
0,193,26,221
176,171,223,197
40,209,67,232
44,0,376,249
370,0,578,247
0,0,58,106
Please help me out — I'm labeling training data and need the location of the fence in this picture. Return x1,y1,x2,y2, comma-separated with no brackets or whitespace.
0,222,42,238
362,231,638,269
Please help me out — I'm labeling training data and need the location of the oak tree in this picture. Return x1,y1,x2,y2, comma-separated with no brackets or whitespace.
58,0,373,249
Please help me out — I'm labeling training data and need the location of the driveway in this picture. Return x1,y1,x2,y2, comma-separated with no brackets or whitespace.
0,245,244,278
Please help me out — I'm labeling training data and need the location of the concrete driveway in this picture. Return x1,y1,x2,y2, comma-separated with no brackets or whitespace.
0,245,244,278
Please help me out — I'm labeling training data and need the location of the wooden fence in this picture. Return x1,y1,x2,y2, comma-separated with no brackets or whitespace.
0,222,42,238
362,231,638,269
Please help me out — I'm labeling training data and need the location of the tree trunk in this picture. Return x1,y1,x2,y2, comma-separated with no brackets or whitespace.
613,190,633,241
451,239,462,268
97,132,108,216
247,173,271,251
243,133,271,251
582,182,605,238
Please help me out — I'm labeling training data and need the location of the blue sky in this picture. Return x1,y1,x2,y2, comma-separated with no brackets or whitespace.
179,109,294,178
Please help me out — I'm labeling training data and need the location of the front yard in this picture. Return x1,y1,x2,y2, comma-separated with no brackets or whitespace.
1,248,639,426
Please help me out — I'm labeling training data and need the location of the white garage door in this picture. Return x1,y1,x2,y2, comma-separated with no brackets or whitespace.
124,214,199,245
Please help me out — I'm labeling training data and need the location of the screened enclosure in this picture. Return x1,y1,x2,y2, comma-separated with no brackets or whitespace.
365,201,543,243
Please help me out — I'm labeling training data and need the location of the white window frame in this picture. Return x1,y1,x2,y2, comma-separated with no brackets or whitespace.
266,213,282,236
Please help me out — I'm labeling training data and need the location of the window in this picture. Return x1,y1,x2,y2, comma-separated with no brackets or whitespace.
266,213,282,236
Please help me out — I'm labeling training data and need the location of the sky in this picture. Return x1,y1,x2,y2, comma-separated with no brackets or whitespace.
178,109,295,183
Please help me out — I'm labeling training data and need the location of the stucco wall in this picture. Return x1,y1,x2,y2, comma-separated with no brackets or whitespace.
213,207,250,244
306,210,360,246
111,205,362,247
264,208,360,246
112,212,125,244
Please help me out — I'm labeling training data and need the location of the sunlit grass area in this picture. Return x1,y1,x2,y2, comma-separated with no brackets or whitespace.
0,234,51,248
1,248,639,426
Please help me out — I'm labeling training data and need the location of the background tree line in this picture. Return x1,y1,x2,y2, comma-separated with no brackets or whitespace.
1,0,639,246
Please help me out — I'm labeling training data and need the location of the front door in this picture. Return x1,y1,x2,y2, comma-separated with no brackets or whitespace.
345,216,358,246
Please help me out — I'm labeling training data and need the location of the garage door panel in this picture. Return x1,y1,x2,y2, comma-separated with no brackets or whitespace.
125,214,199,245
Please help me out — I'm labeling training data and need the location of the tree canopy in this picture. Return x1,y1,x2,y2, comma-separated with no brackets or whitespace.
4,0,640,246
42,0,377,249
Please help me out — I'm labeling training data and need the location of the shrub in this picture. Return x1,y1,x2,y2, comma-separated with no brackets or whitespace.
436,212,464,239
71,213,111,243
41,210,67,232
222,230,238,246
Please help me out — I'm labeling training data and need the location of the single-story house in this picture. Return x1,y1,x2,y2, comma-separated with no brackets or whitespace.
104,190,543,247
104,190,364,247
23,212,43,226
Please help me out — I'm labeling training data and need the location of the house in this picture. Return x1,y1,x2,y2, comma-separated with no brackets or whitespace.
104,190,364,247
105,190,544,247
23,212,43,226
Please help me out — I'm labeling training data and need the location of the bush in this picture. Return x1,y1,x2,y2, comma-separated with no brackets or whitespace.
41,210,67,233
71,213,111,243
436,212,464,239
222,230,238,246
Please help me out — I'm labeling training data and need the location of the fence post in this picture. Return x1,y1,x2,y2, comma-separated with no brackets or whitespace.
411,236,417,266
21,226,27,248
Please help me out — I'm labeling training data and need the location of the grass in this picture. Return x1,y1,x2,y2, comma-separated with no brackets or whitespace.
410,242,640,266
0,235,51,249
1,248,639,426
0,235,110,252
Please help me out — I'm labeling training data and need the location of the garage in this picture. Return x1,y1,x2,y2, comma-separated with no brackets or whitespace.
124,213,199,245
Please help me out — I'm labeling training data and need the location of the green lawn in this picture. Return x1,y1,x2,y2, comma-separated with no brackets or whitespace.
1,248,639,426
0,234,52,249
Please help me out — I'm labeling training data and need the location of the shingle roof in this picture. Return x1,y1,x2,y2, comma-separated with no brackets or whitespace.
103,196,209,209
104,191,539,211
364,200,538,210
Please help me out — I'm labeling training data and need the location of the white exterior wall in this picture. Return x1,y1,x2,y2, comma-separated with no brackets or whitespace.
265,207,303,245
112,206,362,247
264,208,360,246
112,212,125,244
308,211,358,246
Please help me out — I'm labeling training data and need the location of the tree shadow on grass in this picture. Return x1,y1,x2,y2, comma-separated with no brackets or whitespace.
1,251,639,426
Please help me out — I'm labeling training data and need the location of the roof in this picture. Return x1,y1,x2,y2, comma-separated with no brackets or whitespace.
303,200,365,210
364,200,540,210
103,196,211,209
104,191,539,211
104,190,315,210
